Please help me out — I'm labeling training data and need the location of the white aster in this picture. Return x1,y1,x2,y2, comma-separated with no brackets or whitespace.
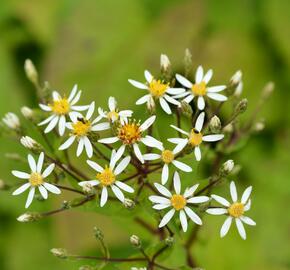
59,102,110,158
174,65,227,110
78,151,134,207
38,84,90,136
129,70,185,114
11,152,61,208
206,181,255,240
168,112,224,161
98,115,160,164
149,171,209,232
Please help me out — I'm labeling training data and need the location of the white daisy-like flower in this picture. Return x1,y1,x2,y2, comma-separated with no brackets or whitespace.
128,70,185,114
206,181,255,240
59,102,110,158
78,151,134,207
174,65,227,110
38,84,90,135
11,152,61,208
96,96,133,124
98,115,160,163
169,112,224,161
149,172,209,232
143,144,192,185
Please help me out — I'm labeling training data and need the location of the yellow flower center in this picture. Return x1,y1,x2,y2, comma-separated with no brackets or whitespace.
29,172,43,187
49,98,70,115
228,202,244,218
161,150,174,164
107,110,119,122
149,80,169,97
72,119,91,137
171,194,186,211
189,129,203,146
97,167,116,186
117,122,141,145
192,81,207,96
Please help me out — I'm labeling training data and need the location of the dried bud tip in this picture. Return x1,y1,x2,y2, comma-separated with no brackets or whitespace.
209,115,221,133
24,59,38,84
160,54,171,71
123,198,135,209
50,248,68,259
81,182,96,195
94,227,104,240
130,235,141,247
17,212,41,222
220,160,235,175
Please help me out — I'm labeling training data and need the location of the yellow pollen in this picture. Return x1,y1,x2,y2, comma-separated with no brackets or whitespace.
192,81,207,96
228,202,244,218
72,119,91,137
161,150,174,164
149,79,169,97
171,194,186,211
107,110,119,122
29,172,43,186
49,98,70,115
118,122,141,145
97,167,116,186
189,129,203,146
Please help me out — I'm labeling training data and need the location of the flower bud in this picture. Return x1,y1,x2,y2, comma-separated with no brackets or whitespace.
235,98,248,114
230,70,242,86
223,123,233,133
254,121,265,132
94,227,104,240
160,54,171,72
262,82,274,99
17,212,41,222
130,235,141,248
50,248,68,259
165,236,174,246
147,96,156,114
2,112,20,130
220,160,234,175
20,136,42,151
123,198,135,209
234,81,243,97
24,59,38,84
180,101,193,118
81,182,96,195
21,106,34,120
184,48,193,76
209,115,221,133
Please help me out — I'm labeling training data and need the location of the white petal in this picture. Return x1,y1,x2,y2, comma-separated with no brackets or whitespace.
71,105,89,111
175,74,192,88
163,94,180,106
187,196,209,204
207,85,226,93
128,79,148,90
28,154,37,172
173,91,190,99
211,194,230,207
143,153,160,161
235,218,246,240
100,187,108,207
141,135,163,150
140,115,156,132
36,152,44,173
12,183,31,195
78,180,99,187
114,156,131,175
39,185,48,199
111,185,125,202
133,143,144,163
59,136,76,150
154,182,172,198
241,186,252,204
202,134,224,142
42,164,55,178
180,210,188,232
52,91,61,100
43,183,61,194
172,160,192,172
173,140,188,153
87,160,104,173
230,181,238,202
207,93,228,102
244,199,251,211
170,125,188,136
144,70,153,83
183,184,199,198
108,96,116,111
168,138,188,144
83,136,93,158
39,104,52,111
12,170,30,179
115,181,134,193
76,138,85,157
149,195,171,204
38,115,55,126
25,187,35,208
69,111,82,122
86,102,95,119
98,137,119,144
70,90,81,105
184,207,202,225
195,66,203,83
161,164,169,185
68,84,78,102
203,69,213,84
220,217,233,237
159,209,175,228
240,216,256,226
58,115,66,136
166,88,185,95
153,204,171,210
136,94,150,105
159,97,172,114
195,112,205,132
44,116,59,133
91,122,110,131
197,96,205,110
110,145,125,169
194,146,201,161
182,94,194,104
173,171,181,194
206,208,228,215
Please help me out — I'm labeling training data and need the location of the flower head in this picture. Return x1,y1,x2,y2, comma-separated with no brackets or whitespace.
2,112,20,130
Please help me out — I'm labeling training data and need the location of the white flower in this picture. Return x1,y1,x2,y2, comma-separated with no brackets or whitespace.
11,152,61,208
2,112,20,130
98,115,160,163
97,96,133,124
143,144,192,185
149,172,209,232
78,151,134,207
174,65,227,110
169,112,224,161
20,136,41,150
59,102,110,158
128,70,185,114
38,85,90,136
206,181,255,240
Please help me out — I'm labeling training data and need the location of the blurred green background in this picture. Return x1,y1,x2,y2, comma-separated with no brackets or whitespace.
0,0,290,269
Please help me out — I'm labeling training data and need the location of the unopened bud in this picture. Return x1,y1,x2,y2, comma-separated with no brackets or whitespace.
230,70,242,86
262,82,274,99
160,54,171,71
235,98,248,114
234,81,243,97
94,227,104,240
220,160,234,175
130,235,141,248
50,248,68,259
20,136,42,151
24,59,38,84
123,198,135,209
254,120,265,132
184,48,193,76
180,101,193,118
147,96,156,113
209,115,221,133
2,112,20,130
81,182,96,195
17,212,41,222
61,200,71,210
165,236,174,246
21,106,34,120
223,123,233,133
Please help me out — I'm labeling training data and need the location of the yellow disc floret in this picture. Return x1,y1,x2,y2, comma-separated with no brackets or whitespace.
161,150,174,164
97,167,116,186
107,110,119,122
192,81,207,96
189,129,203,146
228,202,244,218
72,119,91,137
149,79,169,97
117,121,141,145
49,98,70,115
29,172,44,186
171,194,186,211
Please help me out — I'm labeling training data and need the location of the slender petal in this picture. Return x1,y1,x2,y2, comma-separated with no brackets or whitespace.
153,204,171,210
195,112,205,132
183,184,199,198
44,116,59,133
38,115,55,126
25,187,35,208
78,180,99,187
144,70,153,83
59,136,76,150
166,88,185,95
159,209,175,228
42,164,55,178
141,135,163,150
100,187,108,207
28,154,37,172
36,152,44,173
194,146,201,161
202,134,224,142
161,164,169,185
143,153,160,160
111,145,126,168
140,115,156,132
183,94,194,104
206,208,228,215
115,181,134,193
170,125,188,136
128,79,148,90
83,136,93,158
175,74,192,88
159,97,172,114
43,183,61,194
207,85,226,93
220,217,233,237
68,84,78,102
39,104,52,111
230,181,238,202
12,183,31,195
235,218,246,239
211,194,230,207
133,143,144,163
91,122,110,131
184,207,202,225
108,96,116,111
149,195,171,204
136,94,150,105
240,216,256,226
87,160,104,173
86,102,95,119
154,183,172,198
197,96,205,110
172,160,192,172
195,66,203,83
114,156,130,175
207,93,228,102
180,210,188,232
203,69,213,84
70,90,81,105
12,170,30,179
39,185,48,199
163,94,180,105
187,196,209,204
111,185,125,202
98,137,119,144
58,115,66,136
241,186,252,204
173,172,181,194
76,138,85,156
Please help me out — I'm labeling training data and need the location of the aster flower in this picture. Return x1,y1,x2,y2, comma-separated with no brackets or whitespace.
174,66,227,110
98,115,160,163
78,151,134,207
38,84,90,135
128,70,185,114
206,181,255,240
169,112,224,161
143,144,192,184
96,96,133,124
59,102,110,158
11,152,61,208
149,172,209,232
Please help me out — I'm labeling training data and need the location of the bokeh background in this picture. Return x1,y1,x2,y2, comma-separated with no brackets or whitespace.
0,0,290,269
